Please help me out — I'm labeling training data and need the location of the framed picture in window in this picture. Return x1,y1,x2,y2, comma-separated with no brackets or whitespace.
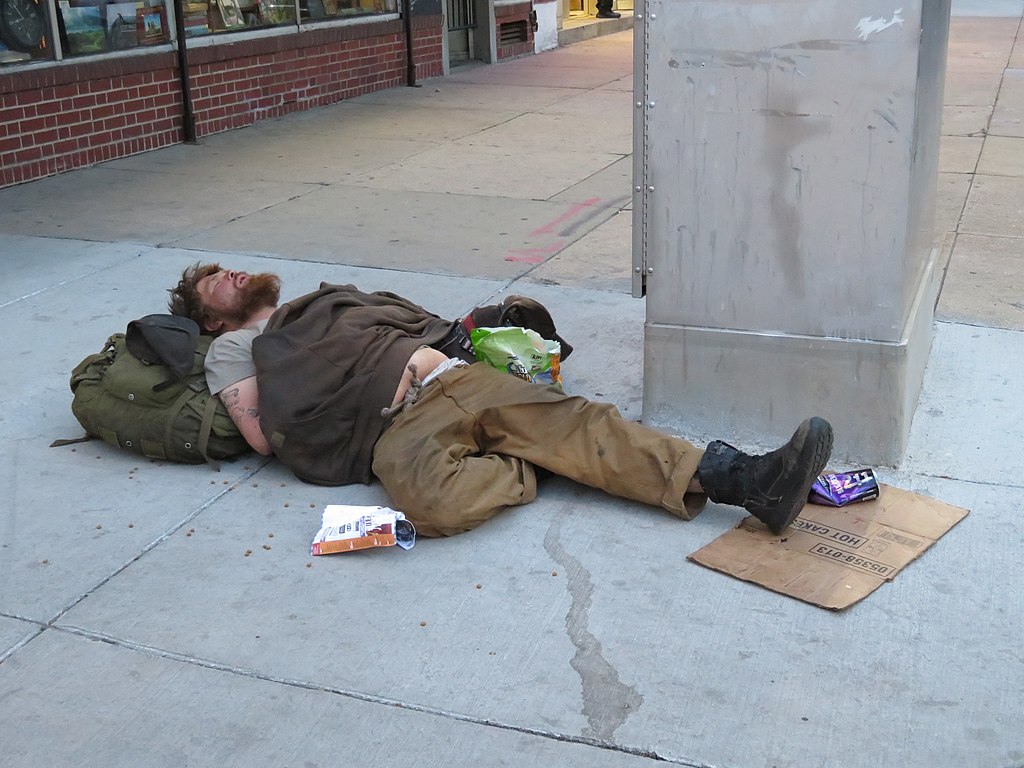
62,5,107,55
258,0,294,24
106,2,138,49
218,0,244,27
136,5,166,43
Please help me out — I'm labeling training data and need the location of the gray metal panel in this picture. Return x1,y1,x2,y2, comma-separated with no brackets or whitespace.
636,0,951,464
903,0,952,309
642,243,940,465
631,0,650,297
638,1,947,342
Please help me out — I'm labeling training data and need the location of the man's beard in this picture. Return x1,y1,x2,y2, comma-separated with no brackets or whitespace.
219,272,281,327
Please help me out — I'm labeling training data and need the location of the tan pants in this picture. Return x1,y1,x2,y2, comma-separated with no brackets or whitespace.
372,363,706,537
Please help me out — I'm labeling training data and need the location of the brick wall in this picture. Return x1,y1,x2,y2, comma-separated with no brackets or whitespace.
0,53,182,188
0,15,443,189
495,2,534,61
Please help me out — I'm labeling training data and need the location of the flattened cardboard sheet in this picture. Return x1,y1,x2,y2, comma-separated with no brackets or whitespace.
687,485,969,610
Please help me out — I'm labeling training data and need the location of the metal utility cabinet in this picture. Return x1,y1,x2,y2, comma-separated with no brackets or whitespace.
632,0,951,465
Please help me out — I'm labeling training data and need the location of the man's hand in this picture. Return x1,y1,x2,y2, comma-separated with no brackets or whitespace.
219,376,272,455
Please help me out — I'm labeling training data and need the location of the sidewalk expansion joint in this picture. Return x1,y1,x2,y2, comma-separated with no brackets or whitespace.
936,318,1024,334
0,253,144,310
914,471,1024,491
159,186,325,249
49,623,715,768
42,458,272,631
0,616,45,665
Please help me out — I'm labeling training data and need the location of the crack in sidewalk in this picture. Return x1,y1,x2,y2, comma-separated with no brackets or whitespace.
544,519,644,742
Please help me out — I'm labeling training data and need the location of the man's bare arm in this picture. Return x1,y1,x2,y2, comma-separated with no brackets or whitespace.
219,376,272,455
392,347,450,405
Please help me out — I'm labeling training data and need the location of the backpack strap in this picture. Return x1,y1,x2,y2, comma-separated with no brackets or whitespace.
161,385,220,469
50,435,94,448
197,393,222,471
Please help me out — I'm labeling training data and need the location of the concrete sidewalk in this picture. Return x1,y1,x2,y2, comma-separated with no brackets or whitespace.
2,6,1023,768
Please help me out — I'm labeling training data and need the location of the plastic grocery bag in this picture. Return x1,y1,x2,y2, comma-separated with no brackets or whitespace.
470,326,562,387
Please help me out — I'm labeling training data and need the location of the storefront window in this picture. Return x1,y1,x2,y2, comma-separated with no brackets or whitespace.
0,0,53,64
250,0,295,26
302,0,396,21
184,0,291,34
51,0,169,55
0,0,398,64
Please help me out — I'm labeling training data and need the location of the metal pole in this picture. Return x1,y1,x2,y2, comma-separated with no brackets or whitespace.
402,0,417,87
171,0,197,143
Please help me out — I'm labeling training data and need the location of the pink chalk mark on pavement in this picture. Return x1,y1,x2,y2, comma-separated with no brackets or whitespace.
503,197,604,263
529,197,602,237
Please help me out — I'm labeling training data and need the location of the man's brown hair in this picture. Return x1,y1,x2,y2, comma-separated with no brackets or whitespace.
168,262,221,328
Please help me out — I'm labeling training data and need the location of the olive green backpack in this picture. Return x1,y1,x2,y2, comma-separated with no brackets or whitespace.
61,325,249,466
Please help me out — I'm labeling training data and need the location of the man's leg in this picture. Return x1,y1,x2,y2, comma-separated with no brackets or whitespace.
376,364,832,536
372,376,540,537
373,364,703,536
695,417,833,533
455,367,702,516
458,366,834,534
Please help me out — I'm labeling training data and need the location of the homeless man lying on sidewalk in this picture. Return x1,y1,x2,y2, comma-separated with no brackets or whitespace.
168,263,834,538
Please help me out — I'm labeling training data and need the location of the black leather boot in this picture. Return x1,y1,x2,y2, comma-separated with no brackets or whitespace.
697,417,833,534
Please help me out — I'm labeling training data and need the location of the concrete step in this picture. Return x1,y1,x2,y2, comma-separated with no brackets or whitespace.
557,11,635,46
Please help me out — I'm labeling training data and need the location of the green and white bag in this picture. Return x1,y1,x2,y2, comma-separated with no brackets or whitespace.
470,326,562,388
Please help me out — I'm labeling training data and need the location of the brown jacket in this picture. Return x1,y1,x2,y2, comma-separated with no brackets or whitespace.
252,283,456,486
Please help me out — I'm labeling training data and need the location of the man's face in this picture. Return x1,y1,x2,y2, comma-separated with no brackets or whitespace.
196,268,281,331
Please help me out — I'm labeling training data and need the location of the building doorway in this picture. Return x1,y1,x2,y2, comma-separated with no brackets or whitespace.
447,0,476,63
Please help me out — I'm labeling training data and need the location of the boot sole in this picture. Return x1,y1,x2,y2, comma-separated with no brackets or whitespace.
761,417,833,534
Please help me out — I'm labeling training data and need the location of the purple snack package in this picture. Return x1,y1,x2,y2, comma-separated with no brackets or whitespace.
809,469,880,507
